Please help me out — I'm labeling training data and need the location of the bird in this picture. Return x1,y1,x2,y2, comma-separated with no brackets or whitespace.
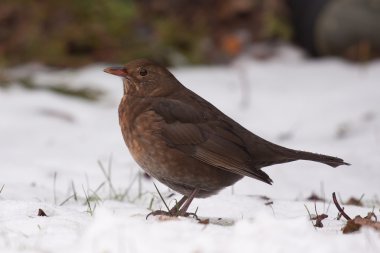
104,59,349,217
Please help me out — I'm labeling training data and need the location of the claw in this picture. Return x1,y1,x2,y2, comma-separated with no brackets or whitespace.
146,209,200,221
146,188,200,220
146,210,173,220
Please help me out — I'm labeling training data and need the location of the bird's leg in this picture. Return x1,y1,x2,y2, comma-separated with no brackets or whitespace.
177,188,199,217
146,194,188,219
146,189,199,219
169,195,188,214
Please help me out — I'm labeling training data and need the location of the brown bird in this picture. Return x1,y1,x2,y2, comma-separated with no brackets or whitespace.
104,59,349,217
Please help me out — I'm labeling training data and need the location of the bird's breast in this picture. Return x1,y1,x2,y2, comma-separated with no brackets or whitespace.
118,96,167,175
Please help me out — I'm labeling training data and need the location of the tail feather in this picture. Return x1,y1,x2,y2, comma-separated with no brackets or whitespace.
291,150,350,168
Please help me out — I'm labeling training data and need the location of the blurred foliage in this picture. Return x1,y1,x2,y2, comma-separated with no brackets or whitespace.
0,0,291,67
315,0,380,61
136,0,292,64
0,0,141,67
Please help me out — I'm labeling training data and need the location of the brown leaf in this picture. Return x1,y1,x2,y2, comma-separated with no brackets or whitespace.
342,219,361,234
37,209,48,217
313,214,328,228
198,218,210,225
353,216,380,230
307,193,325,202
345,197,363,207
342,215,380,234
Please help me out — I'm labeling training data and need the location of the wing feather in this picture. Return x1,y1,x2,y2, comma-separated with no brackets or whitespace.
152,99,273,184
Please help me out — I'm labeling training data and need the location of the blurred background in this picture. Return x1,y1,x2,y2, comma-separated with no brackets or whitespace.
1,2,380,251
1,0,380,68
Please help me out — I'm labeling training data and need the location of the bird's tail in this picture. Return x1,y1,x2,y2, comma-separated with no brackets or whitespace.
287,149,350,168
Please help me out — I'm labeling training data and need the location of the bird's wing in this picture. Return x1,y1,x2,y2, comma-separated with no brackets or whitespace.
151,99,272,184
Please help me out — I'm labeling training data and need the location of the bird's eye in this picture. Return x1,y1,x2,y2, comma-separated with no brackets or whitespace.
139,68,148,76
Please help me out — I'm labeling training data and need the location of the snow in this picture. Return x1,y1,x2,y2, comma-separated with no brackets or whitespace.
1,50,380,252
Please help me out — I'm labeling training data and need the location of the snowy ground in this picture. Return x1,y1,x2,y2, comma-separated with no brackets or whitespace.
1,49,380,252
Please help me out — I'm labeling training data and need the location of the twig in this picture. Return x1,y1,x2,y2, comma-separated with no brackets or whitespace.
82,185,96,216
320,182,326,210
53,172,57,205
86,182,105,203
314,202,328,228
121,173,139,201
325,201,332,214
88,189,102,202
371,208,378,222
304,204,317,231
359,193,365,202
138,172,142,199
148,196,155,211
93,181,106,195
59,194,75,206
314,202,319,217
153,182,170,212
98,160,117,197
332,192,352,220
366,209,377,222
169,199,179,213
71,181,78,201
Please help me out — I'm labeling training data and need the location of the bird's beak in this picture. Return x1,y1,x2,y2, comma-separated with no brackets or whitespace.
103,66,128,77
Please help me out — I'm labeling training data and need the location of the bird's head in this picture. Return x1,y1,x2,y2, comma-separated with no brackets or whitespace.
104,59,181,97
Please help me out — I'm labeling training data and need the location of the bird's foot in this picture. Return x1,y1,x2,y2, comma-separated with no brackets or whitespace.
146,189,200,220
146,210,173,219
146,210,199,220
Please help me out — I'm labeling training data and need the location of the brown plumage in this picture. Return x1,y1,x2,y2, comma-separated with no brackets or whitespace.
104,59,349,216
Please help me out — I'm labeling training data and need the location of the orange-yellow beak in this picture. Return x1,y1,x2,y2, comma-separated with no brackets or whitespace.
104,66,128,77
